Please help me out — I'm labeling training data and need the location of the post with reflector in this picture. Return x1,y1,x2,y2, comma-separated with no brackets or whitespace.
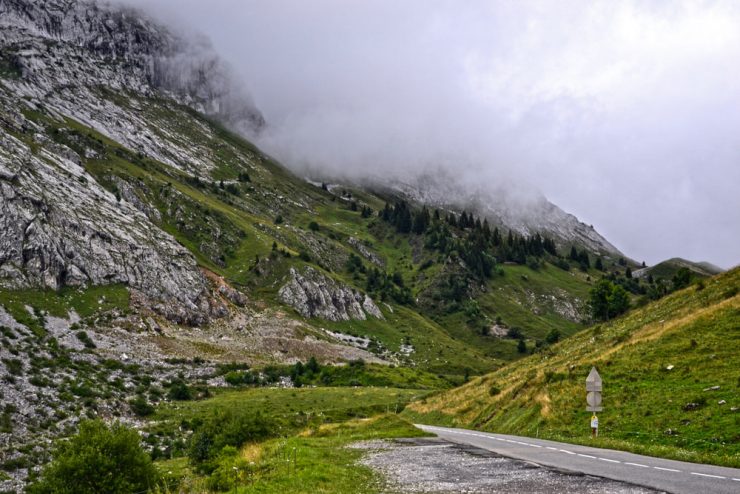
586,367,602,437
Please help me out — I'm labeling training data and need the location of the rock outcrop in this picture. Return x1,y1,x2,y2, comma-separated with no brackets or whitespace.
0,0,269,323
0,0,264,135
279,267,384,321
0,124,211,324
348,236,385,267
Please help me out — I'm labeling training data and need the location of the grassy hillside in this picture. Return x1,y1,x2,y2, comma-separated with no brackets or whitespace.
637,258,725,282
404,268,740,466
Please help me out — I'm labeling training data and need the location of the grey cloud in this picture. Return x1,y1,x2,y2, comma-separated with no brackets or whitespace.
119,0,739,268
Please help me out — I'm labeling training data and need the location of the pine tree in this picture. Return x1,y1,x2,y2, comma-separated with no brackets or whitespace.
517,339,527,353
381,202,391,221
492,227,501,246
482,219,491,239
460,211,469,228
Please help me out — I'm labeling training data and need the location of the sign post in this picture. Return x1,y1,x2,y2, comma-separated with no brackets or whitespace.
586,367,602,437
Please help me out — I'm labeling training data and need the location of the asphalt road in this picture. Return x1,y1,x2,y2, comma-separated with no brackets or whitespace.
418,425,740,494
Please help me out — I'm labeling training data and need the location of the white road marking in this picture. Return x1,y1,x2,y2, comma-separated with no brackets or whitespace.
599,458,621,463
422,426,740,485
690,472,726,479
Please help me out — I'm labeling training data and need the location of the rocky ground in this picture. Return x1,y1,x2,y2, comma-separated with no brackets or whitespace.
354,438,661,494
0,292,386,493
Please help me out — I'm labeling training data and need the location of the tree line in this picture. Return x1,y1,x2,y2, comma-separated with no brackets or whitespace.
380,200,558,279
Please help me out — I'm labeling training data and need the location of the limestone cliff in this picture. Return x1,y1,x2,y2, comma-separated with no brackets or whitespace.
279,267,384,322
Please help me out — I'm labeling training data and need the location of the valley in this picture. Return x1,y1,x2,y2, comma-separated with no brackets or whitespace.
0,1,737,493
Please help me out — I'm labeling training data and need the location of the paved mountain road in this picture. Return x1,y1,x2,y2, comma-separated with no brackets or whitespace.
418,425,740,494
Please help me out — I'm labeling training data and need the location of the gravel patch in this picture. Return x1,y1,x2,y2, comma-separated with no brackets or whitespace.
356,438,662,494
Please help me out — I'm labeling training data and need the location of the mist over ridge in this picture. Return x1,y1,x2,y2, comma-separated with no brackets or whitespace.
119,0,740,269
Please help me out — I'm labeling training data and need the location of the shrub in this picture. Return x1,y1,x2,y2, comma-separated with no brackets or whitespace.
188,412,279,471
554,258,570,271
224,371,257,387
27,420,160,494
129,396,155,417
0,407,13,433
2,358,23,376
723,286,738,299
545,329,561,344
224,183,241,196
167,381,193,401
517,339,527,353
76,331,96,349
506,327,522,339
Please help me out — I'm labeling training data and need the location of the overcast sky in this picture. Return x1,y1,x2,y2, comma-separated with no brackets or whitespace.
124,0,739,269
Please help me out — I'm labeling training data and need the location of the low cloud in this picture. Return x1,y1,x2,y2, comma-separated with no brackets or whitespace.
121,0,740,268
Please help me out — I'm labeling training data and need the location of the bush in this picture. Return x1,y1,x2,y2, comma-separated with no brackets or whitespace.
554,258,570,271
506,327,522,339
188,412,279,471
589,279,630,321
28,420,159,494
129,396,155,417
517,339,527,353
2,358,23,376
224,371,257,386
545,329,561,344
167,380,193,401
76,331,96,349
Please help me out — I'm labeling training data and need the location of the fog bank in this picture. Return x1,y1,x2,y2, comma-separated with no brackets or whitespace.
121,0,740,269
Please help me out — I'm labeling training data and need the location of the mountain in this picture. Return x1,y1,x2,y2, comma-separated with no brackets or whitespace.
376,170,623,258
0,0,265,323
0,0,626,362
0,1,660,489
404,267,740,466
632,257,725,281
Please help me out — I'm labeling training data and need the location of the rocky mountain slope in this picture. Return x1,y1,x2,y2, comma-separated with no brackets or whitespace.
380,171,623,258
0,0,620,365
0,0,267,323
